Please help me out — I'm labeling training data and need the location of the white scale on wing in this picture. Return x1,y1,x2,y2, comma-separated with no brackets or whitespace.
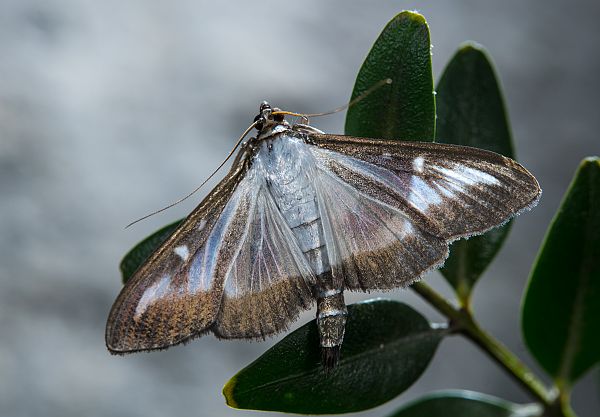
134,274,171,320
432,164,500,187
408,161,502,212
426,163,503,210
413,156,425,173
408,175,443,212
187,174,257,294
318,148,503,214
173,245,190,261
314,149,445,214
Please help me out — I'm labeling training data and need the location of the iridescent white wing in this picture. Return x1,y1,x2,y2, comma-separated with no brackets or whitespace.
308,134,540,290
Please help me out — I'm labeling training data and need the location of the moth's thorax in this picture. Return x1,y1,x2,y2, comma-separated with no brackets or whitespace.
255,132,331,276
256,122,290,141
255,117,325,142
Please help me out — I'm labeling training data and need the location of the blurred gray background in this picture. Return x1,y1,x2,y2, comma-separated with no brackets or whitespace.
1,0,598,416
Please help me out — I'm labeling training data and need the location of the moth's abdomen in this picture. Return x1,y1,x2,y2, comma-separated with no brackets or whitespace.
316,283,347,370
289,215,330,276
260,135,331,276
259,134,347,369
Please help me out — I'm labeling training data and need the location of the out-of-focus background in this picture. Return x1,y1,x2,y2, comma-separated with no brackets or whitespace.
1,0,598,416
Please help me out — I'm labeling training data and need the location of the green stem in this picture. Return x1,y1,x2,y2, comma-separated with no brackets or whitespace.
411,282,559,411
554,383,577,417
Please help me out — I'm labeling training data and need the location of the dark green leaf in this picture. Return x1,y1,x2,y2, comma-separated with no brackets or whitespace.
435,43,515,302
119,219,183,283
435,44,514,156
223,299,446,414
522,157,600,386
387,390,542,417
345,11,435,141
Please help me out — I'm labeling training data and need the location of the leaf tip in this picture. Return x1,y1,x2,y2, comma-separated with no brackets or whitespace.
458,41,485,53
582,155,600,166
454,42,496,68
399,10,427,23
222,377,239,408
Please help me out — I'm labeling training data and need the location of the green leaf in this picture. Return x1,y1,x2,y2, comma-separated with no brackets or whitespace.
435,43,515,303
119,219,183,283
345,11,435,141
223,299,446,414
522,157,600,386
387,390,542,417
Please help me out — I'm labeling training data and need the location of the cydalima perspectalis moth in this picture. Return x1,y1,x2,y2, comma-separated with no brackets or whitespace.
106,102,541,369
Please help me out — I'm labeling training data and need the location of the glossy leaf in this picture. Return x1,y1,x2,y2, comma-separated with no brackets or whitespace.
119,219,183,283
435,43,515,302
388,390,542,417
522,157,600,386
223,300,446,414
345,11,435,141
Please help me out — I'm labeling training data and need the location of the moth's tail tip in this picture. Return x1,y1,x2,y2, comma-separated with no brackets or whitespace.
321,346,341,373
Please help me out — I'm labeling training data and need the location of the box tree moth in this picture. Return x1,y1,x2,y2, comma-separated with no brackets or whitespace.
106,102,541,369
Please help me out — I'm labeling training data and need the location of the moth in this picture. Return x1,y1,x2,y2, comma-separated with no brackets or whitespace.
106,102,541,369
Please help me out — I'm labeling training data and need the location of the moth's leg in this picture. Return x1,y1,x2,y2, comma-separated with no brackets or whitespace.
315,271,347,371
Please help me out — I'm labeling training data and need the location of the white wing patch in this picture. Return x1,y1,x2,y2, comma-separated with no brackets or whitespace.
186,178,254,294
134,274,171,320
432,164,500,187
173,245,190,261
408,175,443,212
413,156,425,173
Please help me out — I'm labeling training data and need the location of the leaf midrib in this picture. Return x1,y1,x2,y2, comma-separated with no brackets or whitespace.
557,162,598,385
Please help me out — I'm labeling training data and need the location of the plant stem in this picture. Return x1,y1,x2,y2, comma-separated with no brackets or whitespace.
554,383,577,417
411,281,557,409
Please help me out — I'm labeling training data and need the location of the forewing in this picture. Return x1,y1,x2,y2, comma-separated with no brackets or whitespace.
213,186,316,339
310,134,540,239
106,164,252,353
106,161,317,352
308,134,540,290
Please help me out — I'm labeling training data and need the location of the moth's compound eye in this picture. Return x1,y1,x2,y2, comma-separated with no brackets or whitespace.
253,115,265,131
274,112,285,123
259,101,271,112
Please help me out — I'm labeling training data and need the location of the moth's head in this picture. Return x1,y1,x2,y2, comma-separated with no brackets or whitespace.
254,101,290,139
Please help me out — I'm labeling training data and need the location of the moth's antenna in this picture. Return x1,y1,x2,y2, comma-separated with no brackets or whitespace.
272,78,392,120
125,120,258,229
306,78,393,117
